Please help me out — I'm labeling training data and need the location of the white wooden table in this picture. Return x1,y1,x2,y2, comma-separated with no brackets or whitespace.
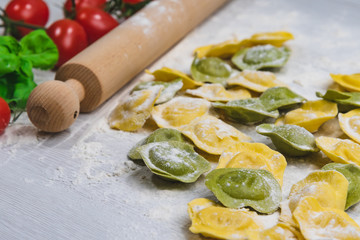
1,0,360,239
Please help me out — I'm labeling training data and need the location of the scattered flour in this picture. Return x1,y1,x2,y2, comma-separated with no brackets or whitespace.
0,123,48,155
129,12,153,35
1,0,360,238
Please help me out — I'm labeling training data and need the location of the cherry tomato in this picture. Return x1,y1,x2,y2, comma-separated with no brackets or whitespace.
123,0,145,4
5,0,49,37
0,97,11,134
75,8,119,44
47,19,88,67
64,0,107,14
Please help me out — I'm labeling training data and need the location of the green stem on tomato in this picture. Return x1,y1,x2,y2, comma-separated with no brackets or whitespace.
4,18,45,30
0,9,44,37
11,110,23,123
71,0,76,9
69,0,77,19
105,0,125,16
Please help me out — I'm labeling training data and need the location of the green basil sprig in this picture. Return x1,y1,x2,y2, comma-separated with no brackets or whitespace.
0,29,58,112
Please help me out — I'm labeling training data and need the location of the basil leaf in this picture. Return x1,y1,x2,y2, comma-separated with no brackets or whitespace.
0,53,20,76
0,36,22,54
1,58,36,110
0,73,15,100
19,29,59,70
18,57,34,78
12,58,36,110
0,36,22,76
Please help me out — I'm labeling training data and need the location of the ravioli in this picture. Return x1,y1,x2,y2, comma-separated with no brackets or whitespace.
339,109,360,144
256,124,319,157
249,31,294,47
227,70,285,92
180,115,251,155
186,83,251,102
315,136,360,167
213,98,279,124
259,86,306,111
280,170,349,227
217,142,287,186
330,73,360,92
322,163,360,209
132,78,183,104
256,223,304,240
288,170,348,211
151,96,211,129
278,100,338,132
108,86,162,131
293,196,360,240
146,67,202,90
188,198,263,239
316,89,360,112
231,44,290,71
191,57,234,85
193,31,294,59
128,128,185,160
194,39,249,59
205,168,282,214
137,141,211,183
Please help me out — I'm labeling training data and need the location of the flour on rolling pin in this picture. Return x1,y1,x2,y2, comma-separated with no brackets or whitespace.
26,0,228,133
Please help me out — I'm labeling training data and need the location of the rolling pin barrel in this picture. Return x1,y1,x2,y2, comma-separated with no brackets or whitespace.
27,0,228,132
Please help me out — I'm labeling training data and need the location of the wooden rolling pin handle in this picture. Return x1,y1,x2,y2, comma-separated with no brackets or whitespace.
65,79,85,102
27,79,84,132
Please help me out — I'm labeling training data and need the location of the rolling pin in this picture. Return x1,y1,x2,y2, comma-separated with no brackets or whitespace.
26,0,228,132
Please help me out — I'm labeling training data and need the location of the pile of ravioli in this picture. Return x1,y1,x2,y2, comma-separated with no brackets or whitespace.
108,31,360,239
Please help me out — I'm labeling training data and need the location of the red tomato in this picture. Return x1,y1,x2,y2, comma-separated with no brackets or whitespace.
75,8,119,44
47,19,88,67
64,0,107,14
5,0,49,37
0,97,11,134
123,0,145,4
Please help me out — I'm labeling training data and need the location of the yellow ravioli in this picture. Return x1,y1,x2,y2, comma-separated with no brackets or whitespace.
331,73,360,92
256,223,304,240
151,96,211,129
217,142,287,186
293,196,360,240
108,86,162,131
180,115,252,155
188,198,263,240
288,170,348,212
193,31,293,59
249,31,294,47
146,67,203,90
185,83,251,102
315,136,360,166
227,70,285,92
280,100,338,132
339,109,360,144
194,39,250,59
280,170,348,227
